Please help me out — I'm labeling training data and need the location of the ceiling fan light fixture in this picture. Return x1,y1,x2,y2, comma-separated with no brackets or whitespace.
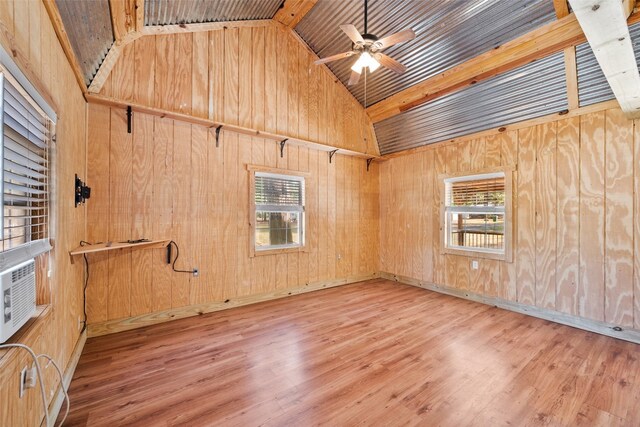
351,51,380,73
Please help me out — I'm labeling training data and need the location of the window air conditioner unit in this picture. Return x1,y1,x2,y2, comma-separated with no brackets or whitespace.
0,259,36,343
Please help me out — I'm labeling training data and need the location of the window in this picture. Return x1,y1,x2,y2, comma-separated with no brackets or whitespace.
442,168,512,261
0,71,54,271
251,170,305,254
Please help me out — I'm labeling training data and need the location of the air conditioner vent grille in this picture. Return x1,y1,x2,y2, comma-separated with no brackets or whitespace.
11,273,35,327
12,262,35,282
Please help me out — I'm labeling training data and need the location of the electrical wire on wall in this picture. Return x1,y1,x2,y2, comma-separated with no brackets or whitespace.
167,240,196,274
0,343,70,426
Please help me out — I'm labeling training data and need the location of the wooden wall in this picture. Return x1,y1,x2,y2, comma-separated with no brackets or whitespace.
0,0,87,425
380,108,640,331
86,104,379,324
98,24,379,156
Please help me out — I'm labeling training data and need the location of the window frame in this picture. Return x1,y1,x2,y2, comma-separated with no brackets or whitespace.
439,166,514,262
0,61,56,273
248,165,309,257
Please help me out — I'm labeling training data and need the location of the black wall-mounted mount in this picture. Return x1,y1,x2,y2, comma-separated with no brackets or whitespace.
366,158,374,171
75,174,91,207
280,139,288,158
126,106,133,134
214,125,223,147
329,149,338,163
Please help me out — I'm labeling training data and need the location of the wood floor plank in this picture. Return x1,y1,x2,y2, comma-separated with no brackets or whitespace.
62,279,640,426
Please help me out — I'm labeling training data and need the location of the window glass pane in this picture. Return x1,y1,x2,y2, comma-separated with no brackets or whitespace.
255,211,301,248
448,212,504,251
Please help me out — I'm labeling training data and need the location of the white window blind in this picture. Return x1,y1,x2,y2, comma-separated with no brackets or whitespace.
255,173,304,213
254,172,305,250
0,73,52,271
444,172,505,254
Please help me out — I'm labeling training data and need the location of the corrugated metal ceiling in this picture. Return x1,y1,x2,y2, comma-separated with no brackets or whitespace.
144,0,283,25
55,0,113,86
374,52,567,155
576,21,640,107
296,0,556,106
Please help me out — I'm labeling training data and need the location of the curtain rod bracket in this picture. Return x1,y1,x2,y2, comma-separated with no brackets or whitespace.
280,139,288,158
366,158,374,171
215,125,223,147
126,106,132,134
329,149,338,163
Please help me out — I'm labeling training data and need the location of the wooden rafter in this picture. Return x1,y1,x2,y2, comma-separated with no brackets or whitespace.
569,0,640,119
273,0,318,28
553,0,570,19
109,0,137,42
564,46,579,110
366,12,640,123
42,0,87,95
135,0,144,31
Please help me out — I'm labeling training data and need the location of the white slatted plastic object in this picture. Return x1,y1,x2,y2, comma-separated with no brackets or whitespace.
0,259,36,343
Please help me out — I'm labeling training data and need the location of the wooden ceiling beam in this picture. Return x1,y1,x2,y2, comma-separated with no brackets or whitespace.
109,0,137,42
135,0,144,32
366,11,640,123
273,0,318,28
553,0,571,19
569,0,640,119
42,0,87,95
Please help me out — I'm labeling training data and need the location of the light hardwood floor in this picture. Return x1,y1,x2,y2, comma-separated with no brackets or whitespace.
62,279,640,426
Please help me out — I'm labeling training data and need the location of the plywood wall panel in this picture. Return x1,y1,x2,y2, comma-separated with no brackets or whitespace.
100,26,378,156
579,112,606,322
87,104,379,323
0,2,88,424
86,104,110,323
130,112,154,317
634,119,640,330
604,109,634,326
516,126,536,306
192,31,209,119
556,117,580,316
534,122,557,309
379,107,640,335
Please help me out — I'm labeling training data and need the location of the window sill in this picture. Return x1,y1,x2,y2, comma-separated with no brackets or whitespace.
442,247,511,262
251,246,307,257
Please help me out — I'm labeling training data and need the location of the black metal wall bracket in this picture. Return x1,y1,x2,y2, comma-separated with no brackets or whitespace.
366,158,374,171
75,174,91,207
214,125,223,147
280,139,288,158
328,149,338,163
126,106,132,134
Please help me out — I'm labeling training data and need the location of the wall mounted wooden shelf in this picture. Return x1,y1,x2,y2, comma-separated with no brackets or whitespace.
69,239,170,257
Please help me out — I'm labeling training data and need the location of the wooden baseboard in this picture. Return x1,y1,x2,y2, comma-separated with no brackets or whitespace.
46,331,86,426
88,273,379,337
380,272,640,345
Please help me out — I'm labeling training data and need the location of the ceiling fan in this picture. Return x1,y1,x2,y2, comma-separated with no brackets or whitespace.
314,0,416,86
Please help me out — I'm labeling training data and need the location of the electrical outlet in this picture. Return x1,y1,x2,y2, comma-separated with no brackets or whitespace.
19,367,27,398
193,268,199,277
19,365,36,398
471,260,479,270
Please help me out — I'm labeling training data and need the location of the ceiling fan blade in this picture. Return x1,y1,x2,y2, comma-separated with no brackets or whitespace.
376,28,416,50
377,53,407,74
348,69,361,86
340,24,364,44
314,51,355,65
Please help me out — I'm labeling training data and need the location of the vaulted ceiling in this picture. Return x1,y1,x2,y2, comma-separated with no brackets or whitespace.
53,0,640,155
